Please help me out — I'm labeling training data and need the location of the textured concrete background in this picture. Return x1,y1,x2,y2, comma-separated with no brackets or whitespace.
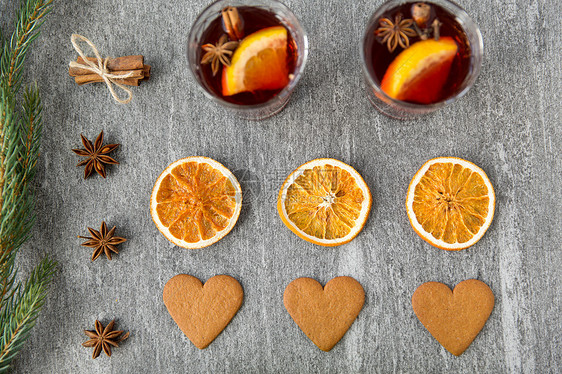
1,0,560,372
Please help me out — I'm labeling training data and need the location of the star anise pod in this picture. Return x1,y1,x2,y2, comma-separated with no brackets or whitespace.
79,221,126,261
72,131,119,179
201,34,239,76
83,320,129,359
375,14,417,52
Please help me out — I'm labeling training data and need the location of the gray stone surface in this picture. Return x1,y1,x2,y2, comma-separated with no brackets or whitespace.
0,0,560,372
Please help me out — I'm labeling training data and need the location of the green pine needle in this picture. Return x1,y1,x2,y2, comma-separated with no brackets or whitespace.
0,0,56,371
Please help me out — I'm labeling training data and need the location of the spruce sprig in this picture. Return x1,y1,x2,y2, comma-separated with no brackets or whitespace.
0,0,56,371
0,257,56,372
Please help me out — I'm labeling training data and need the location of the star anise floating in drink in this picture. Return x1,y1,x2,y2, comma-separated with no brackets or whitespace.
79,221,127,261
72,131,119,179
375,14,417,52
83,320,129,359
201,34,239,76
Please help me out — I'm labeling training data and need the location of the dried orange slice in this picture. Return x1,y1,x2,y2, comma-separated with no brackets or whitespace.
222,26,289,96
381,37,458,104
150,157,242,249
277,159,372,246
406,157,495,251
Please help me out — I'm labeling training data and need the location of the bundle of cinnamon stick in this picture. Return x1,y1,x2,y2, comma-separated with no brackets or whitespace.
69,55,151,86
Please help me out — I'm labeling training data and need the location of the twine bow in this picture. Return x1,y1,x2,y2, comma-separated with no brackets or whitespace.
69,34,134,104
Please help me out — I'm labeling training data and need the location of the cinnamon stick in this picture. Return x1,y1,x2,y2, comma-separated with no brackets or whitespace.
75,74,140,86
92,68,143,79
222,7,244,40
73,65,151,85
69,55,144,76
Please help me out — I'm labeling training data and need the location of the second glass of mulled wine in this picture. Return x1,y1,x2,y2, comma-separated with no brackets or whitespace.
361,0,483,119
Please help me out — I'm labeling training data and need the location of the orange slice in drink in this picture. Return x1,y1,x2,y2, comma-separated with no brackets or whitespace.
150,157,242,249
277,159,372,246
222,26,289,96
381,37,458,104
406,157,495,251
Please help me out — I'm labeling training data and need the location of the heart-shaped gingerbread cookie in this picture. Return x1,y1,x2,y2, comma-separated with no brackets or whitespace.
283,276,365,351
412,279,494,356
163,274,243,349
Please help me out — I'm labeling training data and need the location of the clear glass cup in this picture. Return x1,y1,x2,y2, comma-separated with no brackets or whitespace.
187,0,308,120
360,0,483,119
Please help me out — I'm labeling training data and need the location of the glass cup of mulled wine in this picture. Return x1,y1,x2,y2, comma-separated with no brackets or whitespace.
187,0,308,120
361,0,483,119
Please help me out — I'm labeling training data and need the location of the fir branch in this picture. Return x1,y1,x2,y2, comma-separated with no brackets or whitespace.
0,257,56,372
0,0,52,268
0,0,56,370
4,0,54,93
